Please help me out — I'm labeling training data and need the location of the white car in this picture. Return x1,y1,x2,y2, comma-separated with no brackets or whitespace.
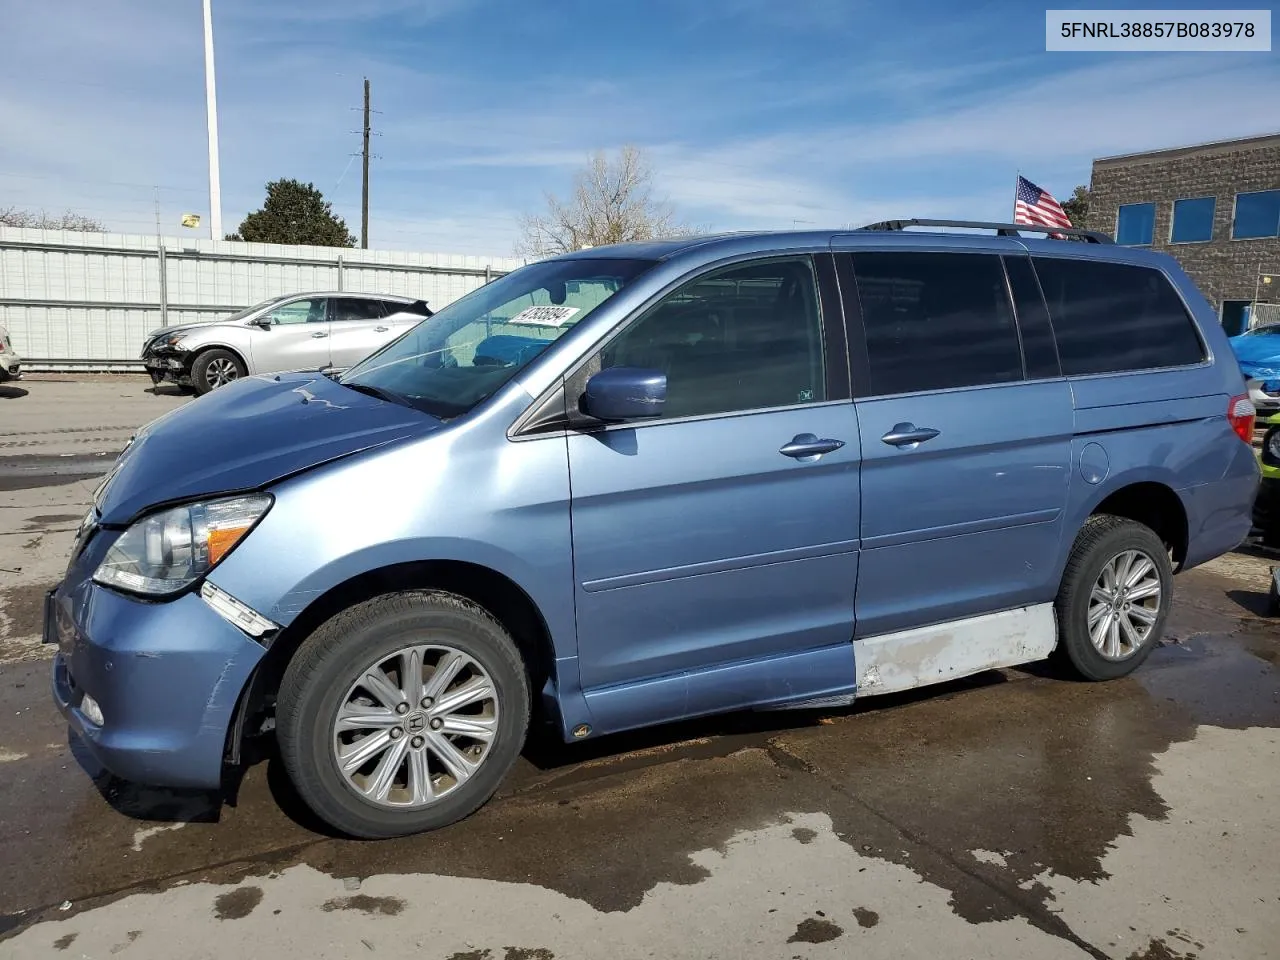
1247,377,1280,419
140,292,433,395
0,324,21,382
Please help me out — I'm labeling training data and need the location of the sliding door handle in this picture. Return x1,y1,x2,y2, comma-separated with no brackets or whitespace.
881,423,940,447
779,433,845,459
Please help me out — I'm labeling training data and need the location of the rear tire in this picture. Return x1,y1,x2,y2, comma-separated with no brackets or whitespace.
276,591,530,839
191,348,245,395
1054,515,1172,681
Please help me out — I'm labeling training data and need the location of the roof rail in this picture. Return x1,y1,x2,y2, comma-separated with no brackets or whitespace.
857,218,1114,244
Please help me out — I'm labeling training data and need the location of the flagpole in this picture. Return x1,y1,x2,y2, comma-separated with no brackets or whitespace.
1012,169,1020,222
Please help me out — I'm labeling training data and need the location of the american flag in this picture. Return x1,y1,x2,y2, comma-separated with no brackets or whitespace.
1014,175,1071,237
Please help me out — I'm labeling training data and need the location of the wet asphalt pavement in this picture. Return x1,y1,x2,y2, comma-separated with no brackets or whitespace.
1,378,1278,959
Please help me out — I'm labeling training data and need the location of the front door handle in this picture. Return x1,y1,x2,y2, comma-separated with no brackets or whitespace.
374,325,389,333
779,433,845,460
311,331,328,339
881,422,940,447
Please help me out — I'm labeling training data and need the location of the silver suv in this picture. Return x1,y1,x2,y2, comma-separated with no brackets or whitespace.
141,292,433,394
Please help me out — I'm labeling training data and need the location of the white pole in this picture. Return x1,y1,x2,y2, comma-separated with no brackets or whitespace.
202,0,223,240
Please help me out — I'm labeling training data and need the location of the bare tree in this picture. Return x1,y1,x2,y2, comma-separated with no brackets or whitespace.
517,145,692,257
0,207,106,232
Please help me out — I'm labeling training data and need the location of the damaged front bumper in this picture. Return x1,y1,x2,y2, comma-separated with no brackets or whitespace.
46,571,268,790
140,340,191,385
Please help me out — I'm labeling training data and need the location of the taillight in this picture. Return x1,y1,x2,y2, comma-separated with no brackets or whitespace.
1228,394,1256,444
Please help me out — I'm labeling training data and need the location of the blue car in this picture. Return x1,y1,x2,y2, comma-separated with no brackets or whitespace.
47,220,1261,838
1229,321,1280,414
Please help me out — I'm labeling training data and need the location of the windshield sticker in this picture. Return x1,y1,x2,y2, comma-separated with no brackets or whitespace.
508,305,580,327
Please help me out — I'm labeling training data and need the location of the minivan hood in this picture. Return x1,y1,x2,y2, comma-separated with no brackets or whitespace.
95,372,439,525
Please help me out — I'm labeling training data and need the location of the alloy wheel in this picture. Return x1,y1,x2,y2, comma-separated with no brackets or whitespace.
1087,548,1162,660
206,357,239,388
331,644,500,808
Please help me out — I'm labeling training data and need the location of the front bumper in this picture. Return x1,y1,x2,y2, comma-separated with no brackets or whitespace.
141,351,191,384
46,575,267,790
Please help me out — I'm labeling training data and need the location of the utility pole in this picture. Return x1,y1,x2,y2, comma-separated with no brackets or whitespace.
361,77,371,249
202,0,223,240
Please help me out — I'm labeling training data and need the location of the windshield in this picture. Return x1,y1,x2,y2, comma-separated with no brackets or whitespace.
1242,324,1280,336
339,257,656,418
227,296,291,324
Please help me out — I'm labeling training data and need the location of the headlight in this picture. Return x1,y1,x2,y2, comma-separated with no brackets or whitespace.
93,494,271,596
1266,427,1280,465
161,334,187,350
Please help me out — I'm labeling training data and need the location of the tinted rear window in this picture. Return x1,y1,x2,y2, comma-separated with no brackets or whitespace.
850,252,1023,395
1032,258,1206,376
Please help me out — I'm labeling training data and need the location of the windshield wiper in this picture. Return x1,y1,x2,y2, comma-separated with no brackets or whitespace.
340,381,410,406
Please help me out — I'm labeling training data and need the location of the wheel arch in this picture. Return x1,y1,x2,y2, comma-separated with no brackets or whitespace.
188,341,250,376
226,558,562,765
1081,477,1190,567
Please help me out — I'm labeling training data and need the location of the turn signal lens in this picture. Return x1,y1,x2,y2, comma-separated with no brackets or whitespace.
208,524,252,565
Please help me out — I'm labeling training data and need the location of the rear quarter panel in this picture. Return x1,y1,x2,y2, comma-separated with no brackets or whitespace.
1030,244,1258,579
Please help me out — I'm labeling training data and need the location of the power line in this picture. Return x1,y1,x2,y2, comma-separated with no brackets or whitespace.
0,170,205,193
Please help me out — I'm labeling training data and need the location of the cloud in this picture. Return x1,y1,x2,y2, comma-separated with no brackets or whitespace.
3,0,1275,257
830,55,1280,164
231,0,472,25
636,54,1278,227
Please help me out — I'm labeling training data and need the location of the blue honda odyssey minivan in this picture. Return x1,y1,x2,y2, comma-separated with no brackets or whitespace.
47,220,1260,838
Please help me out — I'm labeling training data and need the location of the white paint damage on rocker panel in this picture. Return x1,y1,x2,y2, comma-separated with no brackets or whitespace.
855,604,1057,696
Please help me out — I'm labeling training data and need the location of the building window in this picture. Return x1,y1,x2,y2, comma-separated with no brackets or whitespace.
1116,202,1155,246
1232,190,1280,240
1170,197,1215,243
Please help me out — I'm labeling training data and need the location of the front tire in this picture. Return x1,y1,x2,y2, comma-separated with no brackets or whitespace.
276,591,530,839
191,348,245,395
1054,515,1172,681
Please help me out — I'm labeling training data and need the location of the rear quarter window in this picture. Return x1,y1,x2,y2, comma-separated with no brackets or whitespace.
1032,258,1206,376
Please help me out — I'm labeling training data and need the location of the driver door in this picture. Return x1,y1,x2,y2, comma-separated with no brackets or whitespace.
248,296,331,373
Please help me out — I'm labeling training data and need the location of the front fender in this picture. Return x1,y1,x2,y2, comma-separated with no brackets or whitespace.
204,417,577,664
243,535,553,630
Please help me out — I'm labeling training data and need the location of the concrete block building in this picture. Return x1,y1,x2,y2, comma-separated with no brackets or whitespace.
1088,133,1280,334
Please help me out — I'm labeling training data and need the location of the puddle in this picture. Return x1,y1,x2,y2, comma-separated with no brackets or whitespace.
0,582,54,643
0,611,1273,959
22,515,81,531
212,886,263,921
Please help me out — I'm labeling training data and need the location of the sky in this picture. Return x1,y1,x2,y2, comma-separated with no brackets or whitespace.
1,0,1277,256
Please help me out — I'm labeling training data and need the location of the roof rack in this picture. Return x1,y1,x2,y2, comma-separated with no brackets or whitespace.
857,219,1113,244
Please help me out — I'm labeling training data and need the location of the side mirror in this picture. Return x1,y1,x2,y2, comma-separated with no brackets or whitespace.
251,318,274,330
582,367,666,421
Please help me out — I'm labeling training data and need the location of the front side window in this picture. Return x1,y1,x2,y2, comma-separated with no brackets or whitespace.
1170,197,1216,243
262,297,327,325
1116,202,1156,246
332,298,388,322
1032,258,1206,375
340,258,655,418
1232,190,1280,240
851,252,1023,396
598,257,827,420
